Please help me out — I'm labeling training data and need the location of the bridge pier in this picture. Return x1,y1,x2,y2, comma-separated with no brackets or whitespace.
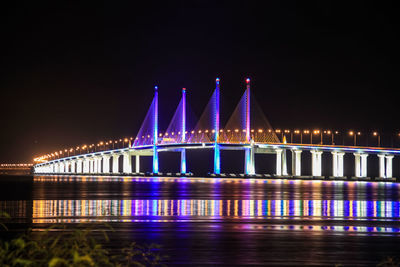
71,160,76,173
97,157,102,173
181,149,187,173
153,146,159,174
83,158,90,173
386,155,394,178
291,149,302,176
65,161,70,173
123,151,132,173
89,158,94,174
93,157,98,174
112,154,119,174
214,144,221,174
135,155,140,173
378,154,394,179
275,149,287,176
353,153,368,178
55,162,60,173
244,147,255,175
77,159,83,173
311,150,323,177
61,162,66,173
103,155,111,173
331,151,345,177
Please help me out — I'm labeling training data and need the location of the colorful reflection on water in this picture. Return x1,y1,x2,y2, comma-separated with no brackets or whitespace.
1,198,399,233
1,176,400,234
28,199,399,221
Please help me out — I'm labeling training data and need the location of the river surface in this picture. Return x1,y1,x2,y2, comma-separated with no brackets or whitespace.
1,175,400,266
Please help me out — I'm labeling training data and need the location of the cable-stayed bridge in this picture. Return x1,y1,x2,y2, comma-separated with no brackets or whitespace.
34,78,400,181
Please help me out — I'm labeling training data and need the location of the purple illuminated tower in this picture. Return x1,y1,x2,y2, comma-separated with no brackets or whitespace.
245,78,251,142
153,86,159,173
181,88,187,173
214,78,221,174
244,78,254,174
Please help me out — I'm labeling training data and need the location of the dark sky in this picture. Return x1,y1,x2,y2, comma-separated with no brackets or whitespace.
1,1,399,162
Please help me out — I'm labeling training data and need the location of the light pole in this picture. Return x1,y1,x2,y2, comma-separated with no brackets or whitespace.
324,130,333,145
312,130,320,144
373,132,380,147
294,130,301,144
303,130,310,144
349,131,361,146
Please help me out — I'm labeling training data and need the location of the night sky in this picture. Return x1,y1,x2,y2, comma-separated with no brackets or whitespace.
1,1,399,163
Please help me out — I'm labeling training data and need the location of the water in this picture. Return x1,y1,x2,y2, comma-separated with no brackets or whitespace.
1,175,400,266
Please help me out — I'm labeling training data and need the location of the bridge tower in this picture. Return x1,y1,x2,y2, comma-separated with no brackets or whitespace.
244,78,255,175
180,88,187,173
153,86,159,173
214,78,221,174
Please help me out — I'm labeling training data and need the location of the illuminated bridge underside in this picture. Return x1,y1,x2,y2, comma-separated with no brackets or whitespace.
33,78,400,181
34,141,400,181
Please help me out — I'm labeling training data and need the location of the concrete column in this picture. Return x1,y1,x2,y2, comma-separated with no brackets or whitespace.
378,154,386,178
103,155,111,173
275,149,282,176
97,157,102,173
245,147,255,175
292,150,302,176
135,155,140,173
65,162,69,173
386,155,394,178
181,149,187,173
77,159,83,173
123,152,132,173
71,160,76,173
54,162,59,173
93,158,98,174
60,162,65,173
89,159,94,173
281,149,287,176
83,158,90,173
361,153,368,177
311,150,322,176
337,152,345,177
331,151,338,177
354,153,361,177
112,154,119,174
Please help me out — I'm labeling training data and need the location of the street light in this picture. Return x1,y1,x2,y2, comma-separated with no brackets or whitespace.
312,130,320,144
324,130,333,145
294,130,301,144
303,130,310,144
349,131,361,146
373,131,380,147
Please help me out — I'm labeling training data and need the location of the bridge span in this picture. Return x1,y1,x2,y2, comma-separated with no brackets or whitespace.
33,78,399,181
33,142,399,181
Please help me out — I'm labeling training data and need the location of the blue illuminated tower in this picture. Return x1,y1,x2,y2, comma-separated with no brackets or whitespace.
214,78,221,174
244,78,255,175
180,88,187,173
153,86,159,173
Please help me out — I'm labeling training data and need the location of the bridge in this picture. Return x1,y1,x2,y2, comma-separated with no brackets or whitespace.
1,163,33,175
33,78,400,181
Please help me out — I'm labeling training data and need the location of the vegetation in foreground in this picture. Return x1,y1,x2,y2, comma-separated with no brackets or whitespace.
0,212,165,267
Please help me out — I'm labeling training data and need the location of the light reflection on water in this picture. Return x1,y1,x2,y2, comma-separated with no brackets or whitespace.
1,176,400,235
1,198,399,233
30,199,399,220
